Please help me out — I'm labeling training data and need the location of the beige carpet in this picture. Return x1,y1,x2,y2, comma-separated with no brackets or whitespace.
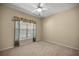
0,41,79,56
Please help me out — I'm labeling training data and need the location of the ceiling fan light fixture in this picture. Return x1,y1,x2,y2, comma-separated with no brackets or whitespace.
32,3,47,16
36,8,42,12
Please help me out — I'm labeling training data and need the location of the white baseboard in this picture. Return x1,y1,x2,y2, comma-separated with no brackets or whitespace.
0,46,14,51
44,40,79,50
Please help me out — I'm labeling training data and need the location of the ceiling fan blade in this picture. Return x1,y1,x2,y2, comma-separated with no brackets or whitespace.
37,3,40,8
37,3,44,8
42,8,48,10
40,3,44,7
32,5,37,8
32,9,37,13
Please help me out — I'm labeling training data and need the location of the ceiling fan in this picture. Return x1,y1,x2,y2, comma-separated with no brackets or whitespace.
32,3,47,16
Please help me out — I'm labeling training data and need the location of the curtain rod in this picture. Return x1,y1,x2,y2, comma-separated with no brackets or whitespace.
12,16,36,24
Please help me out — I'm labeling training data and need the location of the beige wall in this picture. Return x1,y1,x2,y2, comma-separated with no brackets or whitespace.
43,6,79,50
0,5,42,50
0,6,1,49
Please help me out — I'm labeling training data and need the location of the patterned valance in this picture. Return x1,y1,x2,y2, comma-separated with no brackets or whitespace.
13,16,36,24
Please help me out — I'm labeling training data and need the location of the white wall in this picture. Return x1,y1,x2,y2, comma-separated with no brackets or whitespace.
43,6,79,50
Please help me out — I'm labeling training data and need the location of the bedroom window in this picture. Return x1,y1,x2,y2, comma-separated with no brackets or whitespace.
14,16,36,46
19,21,36,40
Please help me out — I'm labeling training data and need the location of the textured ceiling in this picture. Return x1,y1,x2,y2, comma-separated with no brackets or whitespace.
3,3,79,18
